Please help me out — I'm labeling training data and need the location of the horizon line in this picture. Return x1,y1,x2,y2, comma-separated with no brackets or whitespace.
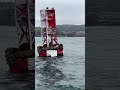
35,24,85,27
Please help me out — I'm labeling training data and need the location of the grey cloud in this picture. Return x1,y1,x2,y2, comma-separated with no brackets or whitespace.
35,0,85,26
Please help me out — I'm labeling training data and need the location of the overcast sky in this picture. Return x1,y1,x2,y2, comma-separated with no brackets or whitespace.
35,0,85,27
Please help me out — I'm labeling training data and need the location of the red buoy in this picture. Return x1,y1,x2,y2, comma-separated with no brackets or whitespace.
37,8,64,57
9,59,28,73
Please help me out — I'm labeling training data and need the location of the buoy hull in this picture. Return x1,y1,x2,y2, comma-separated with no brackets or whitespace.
37,44,64,57
8,58,34,74
38,50,63,57
9,59,28,74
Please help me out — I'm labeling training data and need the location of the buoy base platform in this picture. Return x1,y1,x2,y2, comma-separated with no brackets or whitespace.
37,44,63,57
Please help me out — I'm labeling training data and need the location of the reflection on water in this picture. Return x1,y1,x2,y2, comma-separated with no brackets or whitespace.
40,57,65,85
35,56,84,90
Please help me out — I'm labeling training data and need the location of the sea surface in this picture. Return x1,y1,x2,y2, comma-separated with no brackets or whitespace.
0,26,34,90
35,37,85,90
0,26,85,90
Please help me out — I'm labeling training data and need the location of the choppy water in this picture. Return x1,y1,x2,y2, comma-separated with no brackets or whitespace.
0,27,35,90
0,27,85,90
35,37,85,90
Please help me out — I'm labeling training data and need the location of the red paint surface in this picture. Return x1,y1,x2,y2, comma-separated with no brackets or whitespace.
39,51,46,57
47,10,56,29
9,59,28,74
57,49,63,54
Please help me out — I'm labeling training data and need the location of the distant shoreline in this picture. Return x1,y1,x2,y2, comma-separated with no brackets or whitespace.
35,25,85,37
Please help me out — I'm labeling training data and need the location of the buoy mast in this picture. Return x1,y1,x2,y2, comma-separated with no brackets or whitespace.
37,7,63,57
40,7,58,47
5,0,35,73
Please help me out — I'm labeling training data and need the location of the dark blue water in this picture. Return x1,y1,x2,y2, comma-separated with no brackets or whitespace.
35,37,85,90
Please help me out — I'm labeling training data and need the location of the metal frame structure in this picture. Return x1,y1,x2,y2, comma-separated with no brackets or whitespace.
15,0,35,50
40,8,58,47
